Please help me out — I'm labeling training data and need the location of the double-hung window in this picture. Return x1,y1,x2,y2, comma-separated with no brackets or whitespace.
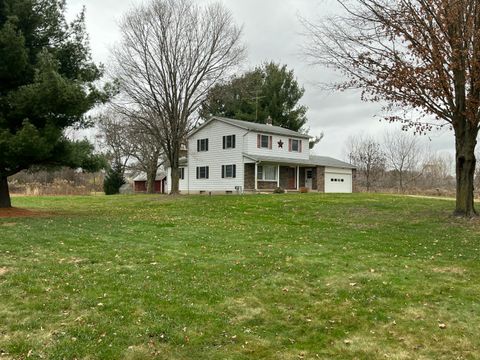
223,135,236,149
196,166,209,179
257,134,272,149
257,165,277,181
221,164,236,178
197,138,209,152
289,139,302,152
179,168,185,180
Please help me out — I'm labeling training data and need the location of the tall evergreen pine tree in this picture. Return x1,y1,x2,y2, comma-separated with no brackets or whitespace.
0,0,110,207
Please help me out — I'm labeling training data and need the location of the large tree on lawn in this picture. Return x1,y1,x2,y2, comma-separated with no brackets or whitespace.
113,0,245,194
0,0,109,208
303,0,480,216
200,62,309,132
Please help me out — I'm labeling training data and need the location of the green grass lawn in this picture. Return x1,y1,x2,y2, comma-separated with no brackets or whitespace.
1,194,479,359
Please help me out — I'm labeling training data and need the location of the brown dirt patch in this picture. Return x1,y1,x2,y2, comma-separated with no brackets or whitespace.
0,208,49,218
0,267,10,276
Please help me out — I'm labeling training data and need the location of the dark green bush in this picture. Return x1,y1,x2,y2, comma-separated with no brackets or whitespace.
103,165,125,195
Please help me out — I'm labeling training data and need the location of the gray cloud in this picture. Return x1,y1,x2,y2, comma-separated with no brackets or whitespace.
68,0,457,159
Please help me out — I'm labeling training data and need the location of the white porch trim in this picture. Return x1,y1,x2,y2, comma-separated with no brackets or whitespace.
277,165,280,188
254,162,258,191
296,166,300,190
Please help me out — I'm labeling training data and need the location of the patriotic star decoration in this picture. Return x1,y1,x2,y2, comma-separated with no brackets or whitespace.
278,140,284,148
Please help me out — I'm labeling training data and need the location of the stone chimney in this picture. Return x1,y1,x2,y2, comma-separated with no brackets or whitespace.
266,116,273,126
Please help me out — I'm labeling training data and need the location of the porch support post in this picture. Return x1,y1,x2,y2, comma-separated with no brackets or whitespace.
296,166,300,191
277,165,280,188
254,162,258,191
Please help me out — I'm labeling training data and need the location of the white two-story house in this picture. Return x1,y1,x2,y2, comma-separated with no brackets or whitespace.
167,116,356,194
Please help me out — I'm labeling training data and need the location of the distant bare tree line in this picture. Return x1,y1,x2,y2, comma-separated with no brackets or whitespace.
346,130,466,196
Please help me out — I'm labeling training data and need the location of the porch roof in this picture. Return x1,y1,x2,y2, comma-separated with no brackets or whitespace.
243,154,356,169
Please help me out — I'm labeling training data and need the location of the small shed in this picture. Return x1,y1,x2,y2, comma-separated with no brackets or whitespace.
133,172,167,194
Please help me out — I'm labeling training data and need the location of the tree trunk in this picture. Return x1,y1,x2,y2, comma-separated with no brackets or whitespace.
366,170,370,192
169,143,181,195
170,166,180,194
398,169,405,193
454,126,478,217
0,176,12,208
146,167,157,194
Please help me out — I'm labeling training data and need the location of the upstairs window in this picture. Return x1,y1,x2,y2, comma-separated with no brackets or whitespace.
221,164,236,178
257,134,272,149
197,138,209,152
289,139,302,152
196,166,209,179
223,135,236,149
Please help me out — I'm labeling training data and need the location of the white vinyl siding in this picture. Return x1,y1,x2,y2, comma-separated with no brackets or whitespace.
166,167,189,193
187,120,247,192
245,132,309,160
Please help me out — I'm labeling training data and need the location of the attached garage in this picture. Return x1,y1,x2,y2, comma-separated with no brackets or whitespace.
324,167,353,193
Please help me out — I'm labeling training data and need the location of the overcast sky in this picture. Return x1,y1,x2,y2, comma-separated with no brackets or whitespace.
68,0,455,160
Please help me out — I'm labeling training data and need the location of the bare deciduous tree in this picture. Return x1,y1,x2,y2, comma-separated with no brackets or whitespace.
112,0,245,194
98,111,134,176
346,134,386,191
422,152,454,189
383,131,422,192
127,119,164,194
303,0,480,216
98,110,164,193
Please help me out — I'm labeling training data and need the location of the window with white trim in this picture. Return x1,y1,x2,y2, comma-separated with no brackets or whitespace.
223,135,236,149
221,164,236,178
257,134,272,149
197,138,208,152
257,165,277,181
289,139,301,152
179,167,185,180
196,166,209,179
260,135,269,148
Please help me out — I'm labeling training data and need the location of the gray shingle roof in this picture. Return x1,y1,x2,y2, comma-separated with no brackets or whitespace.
309,155,356,169
133,172,167,182
190,116,311,139
243,154,356,169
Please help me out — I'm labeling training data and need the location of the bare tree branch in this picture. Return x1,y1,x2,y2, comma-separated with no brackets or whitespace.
111,0,245,193
302,0,480,216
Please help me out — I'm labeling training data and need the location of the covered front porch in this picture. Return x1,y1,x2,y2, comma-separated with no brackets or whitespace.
244,162,320,192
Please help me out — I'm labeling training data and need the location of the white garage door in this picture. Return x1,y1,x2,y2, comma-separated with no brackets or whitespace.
325,172,352,193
